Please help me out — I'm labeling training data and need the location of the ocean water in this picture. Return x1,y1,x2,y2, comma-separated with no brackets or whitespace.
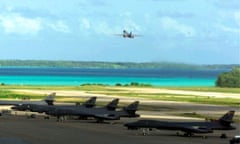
0,67,228,86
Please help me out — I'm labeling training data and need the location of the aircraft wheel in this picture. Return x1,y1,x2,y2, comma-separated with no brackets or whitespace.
142,129,146,136
220,133,227,139
184,133,193,137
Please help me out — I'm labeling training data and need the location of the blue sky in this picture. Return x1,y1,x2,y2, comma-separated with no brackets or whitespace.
0,0,239,64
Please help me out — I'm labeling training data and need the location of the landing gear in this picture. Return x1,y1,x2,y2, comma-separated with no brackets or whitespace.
78,116,88,120
220,133,227,139
27,114,36,119
96,119,104,123
57,116,66,122
141,128,150,136
183,132,193,137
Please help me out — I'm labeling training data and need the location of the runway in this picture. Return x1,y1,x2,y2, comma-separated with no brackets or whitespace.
0,114,239,144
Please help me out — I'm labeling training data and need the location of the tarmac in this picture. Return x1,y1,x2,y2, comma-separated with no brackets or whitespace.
0,89,239,144
0,113,239,144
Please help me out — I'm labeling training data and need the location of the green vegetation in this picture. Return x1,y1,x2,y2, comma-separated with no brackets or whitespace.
216,67,240,88
176,112,207,119
92,92,240,106
0,85,240,106
0,60,239,69
0,90,46,100
159,87,240,93
0,84,239,120
1,84,240,93
115,82,152,87
176,112,240,122
0,85,239,106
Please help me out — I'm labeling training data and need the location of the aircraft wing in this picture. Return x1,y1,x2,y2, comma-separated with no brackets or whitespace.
134,34,143,37
180,126,213,134
93,114,120,120
113,34,123,36
0,93,55,106
0,101,45,106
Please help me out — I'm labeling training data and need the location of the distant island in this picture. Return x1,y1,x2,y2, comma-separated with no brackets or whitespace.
0,60,239,70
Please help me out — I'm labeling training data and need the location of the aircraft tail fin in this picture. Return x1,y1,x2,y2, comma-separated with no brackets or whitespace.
124,101,139,114
106,98,119,111
219,111,235,126
44,92,56,105
82,97,97,108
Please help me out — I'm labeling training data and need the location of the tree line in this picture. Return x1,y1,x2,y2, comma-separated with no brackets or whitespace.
0,60,239,70
216,67,240,88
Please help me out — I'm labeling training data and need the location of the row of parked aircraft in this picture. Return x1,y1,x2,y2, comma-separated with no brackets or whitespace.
2,93,139,122
0,92,237,137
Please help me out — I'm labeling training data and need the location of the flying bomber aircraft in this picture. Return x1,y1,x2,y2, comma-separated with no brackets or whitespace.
115,30,142,39
124,111,236,137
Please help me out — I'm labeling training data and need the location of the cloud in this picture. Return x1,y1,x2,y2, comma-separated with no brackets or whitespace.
9,7,58,19
234,11,240,26
215,11,240,34
78,0,108,7
151,0,187,1
157,11,194,18
89,0,108,7
0,13,42,35
48,21,71,33
216,24,240,34
80,18,91,30
92,21,120,35
214,0,240,10
119,12,141,32
93,21,109,34
160,17,196,37
123,19,141,32
78,14,141,36
0,11,72,35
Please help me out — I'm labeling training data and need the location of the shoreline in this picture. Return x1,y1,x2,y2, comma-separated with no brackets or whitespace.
0,76,216,87
0,67,223,87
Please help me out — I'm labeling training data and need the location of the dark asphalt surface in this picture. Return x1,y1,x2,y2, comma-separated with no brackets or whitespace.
0,114,239,144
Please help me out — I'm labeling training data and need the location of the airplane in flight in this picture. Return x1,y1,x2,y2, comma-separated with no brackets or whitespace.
46,101,139,122
124,111,236,137
12,96,97,113
115,30,142,39
0,92,56,109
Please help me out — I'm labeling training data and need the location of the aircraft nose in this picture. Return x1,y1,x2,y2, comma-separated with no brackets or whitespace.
11,106,17,110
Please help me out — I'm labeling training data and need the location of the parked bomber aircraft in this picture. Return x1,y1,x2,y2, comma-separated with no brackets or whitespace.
47,101,139,122
124,111,236,136
0,92,56,109
13,97,119,120
115,30,142,39
12,96,97,113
